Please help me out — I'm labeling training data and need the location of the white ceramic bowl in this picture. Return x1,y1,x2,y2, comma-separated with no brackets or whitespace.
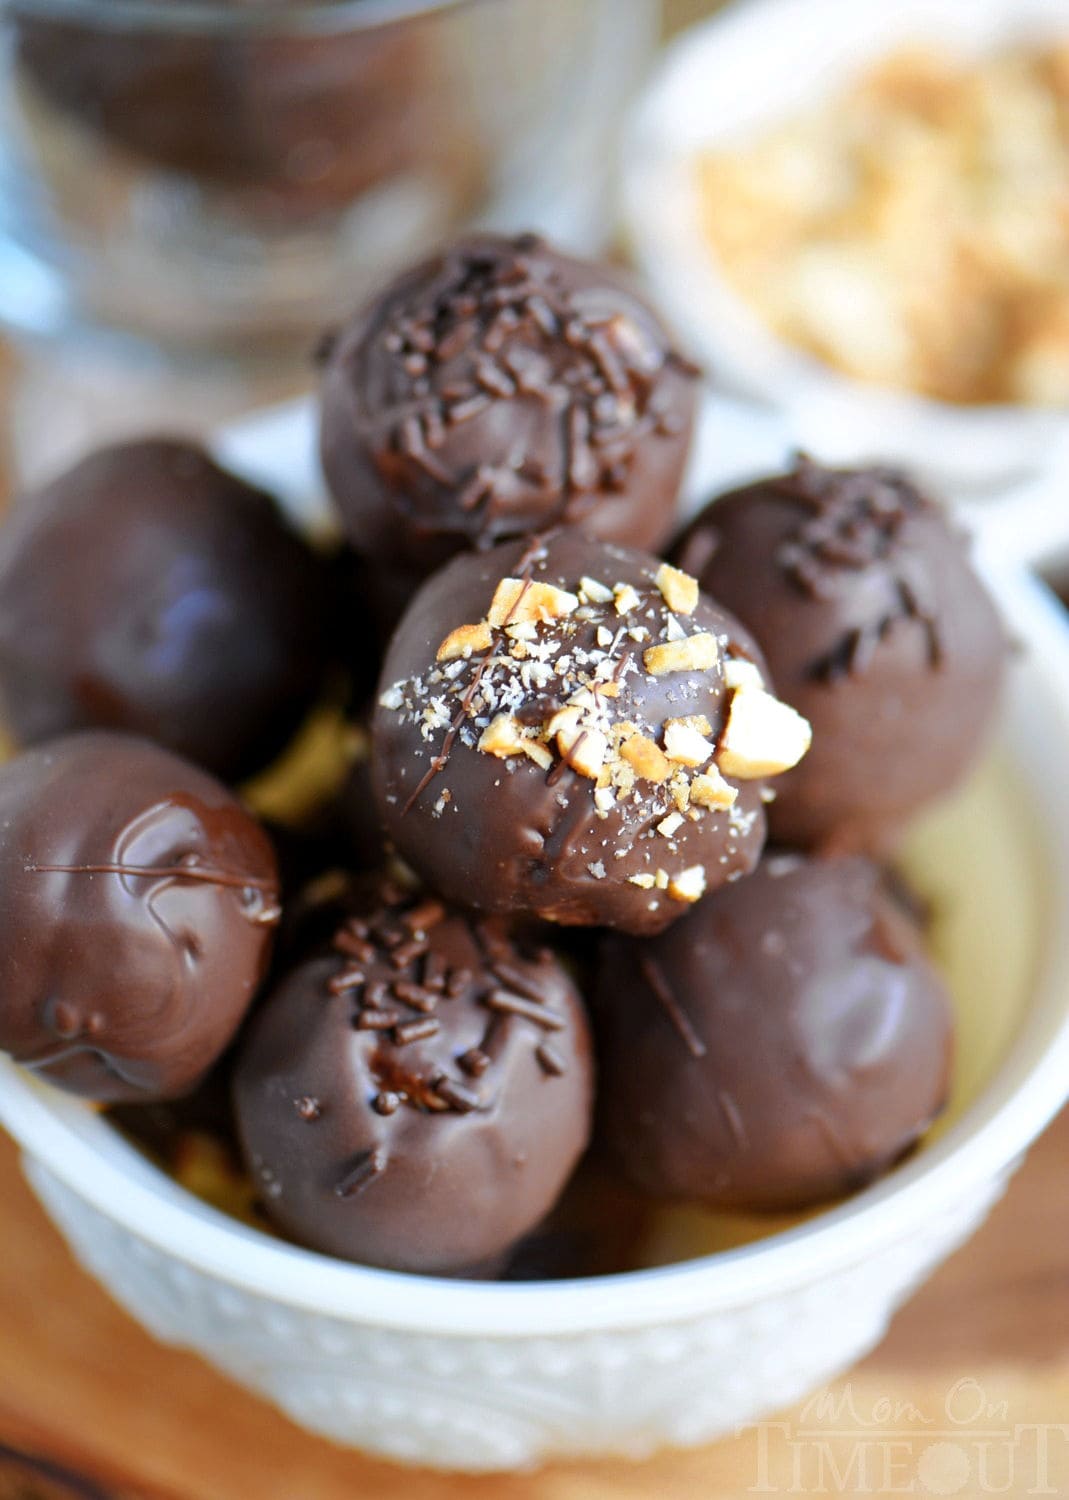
621,0,1069,497
0,542,1068,1470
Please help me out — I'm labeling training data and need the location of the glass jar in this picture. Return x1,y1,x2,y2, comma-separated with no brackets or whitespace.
0,0,658,359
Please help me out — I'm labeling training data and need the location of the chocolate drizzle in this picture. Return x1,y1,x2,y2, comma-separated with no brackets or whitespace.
637,950,706,1059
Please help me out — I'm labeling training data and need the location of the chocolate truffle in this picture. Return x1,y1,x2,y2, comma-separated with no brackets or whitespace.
595,852,954,1212
673,459,1006,850
232,887,593,1275
319,233,699,595
0,732,280,1103
372,531,811,935
0,439,329,781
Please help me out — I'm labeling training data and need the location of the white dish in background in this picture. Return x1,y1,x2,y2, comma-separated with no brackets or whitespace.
620,0,1069,499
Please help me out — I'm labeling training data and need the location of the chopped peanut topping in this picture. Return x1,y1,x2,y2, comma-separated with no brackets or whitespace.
629,872,656,889
654,562,700,616
668,865,707,903
521,740,554,770
477,714,553,769
478,714,526,759
644,633,719,677
436,621,493,662
657,812,685,838
691,767,738,810
663,717,716,768
613,583,640,615
723,658,765,692
545,705,582,741
488,577,579,628
718,687,812,779
556,724,608,780
620,733,671,783
579,576,614,604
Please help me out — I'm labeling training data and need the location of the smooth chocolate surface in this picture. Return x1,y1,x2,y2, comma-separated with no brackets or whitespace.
320,233,699,601
673,459,1006,851
372,530,783,935
0,439,329,781
232,886,593,1274
595,852,954,1212
0,733,280,1103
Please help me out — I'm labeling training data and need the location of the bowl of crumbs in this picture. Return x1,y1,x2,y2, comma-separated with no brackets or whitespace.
622,0,1069,495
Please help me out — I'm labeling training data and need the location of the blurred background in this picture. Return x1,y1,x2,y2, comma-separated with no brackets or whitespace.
0,0,723,484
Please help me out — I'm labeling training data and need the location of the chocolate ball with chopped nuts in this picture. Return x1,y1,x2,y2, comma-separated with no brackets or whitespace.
319,233,700,616
595,852,954,1212
372,530,811,935
673,459,1006,852
232,885,593,1275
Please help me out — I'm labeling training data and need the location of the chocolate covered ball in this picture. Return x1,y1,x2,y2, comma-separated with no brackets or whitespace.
320,234,699,595
596,852,954,1212
373,530,812,935
233,887,593,1274
673,459,1006,851
0,732,280,1103
0,439,329,781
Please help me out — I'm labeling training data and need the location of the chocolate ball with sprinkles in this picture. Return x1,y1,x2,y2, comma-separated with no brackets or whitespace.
232,884,593,1275
319,233,700,602
673,458,1006,852
372,531,811,935
594,852,954,1213
0,732,280,1103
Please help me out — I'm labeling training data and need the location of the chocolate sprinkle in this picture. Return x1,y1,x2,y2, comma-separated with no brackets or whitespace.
485,988,565,1031
392,1016,441,1046
535,1042,566,1077
334,1148,385,1198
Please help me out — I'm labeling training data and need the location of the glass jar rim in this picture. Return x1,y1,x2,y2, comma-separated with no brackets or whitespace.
6,0,476,35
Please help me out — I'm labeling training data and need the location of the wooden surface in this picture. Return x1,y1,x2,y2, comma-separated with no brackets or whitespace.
1,1109,1067,1500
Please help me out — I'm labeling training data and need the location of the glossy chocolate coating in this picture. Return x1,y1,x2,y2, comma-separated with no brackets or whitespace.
320,233,699,594
372,531,773,935
595,853,954,1212
232,888,593,1274
0,439,329,781
673,459,1005,850
0,733,280,1103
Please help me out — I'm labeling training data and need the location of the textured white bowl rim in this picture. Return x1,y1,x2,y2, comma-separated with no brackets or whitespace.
619,0,1069,490
1,557,1069,1338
